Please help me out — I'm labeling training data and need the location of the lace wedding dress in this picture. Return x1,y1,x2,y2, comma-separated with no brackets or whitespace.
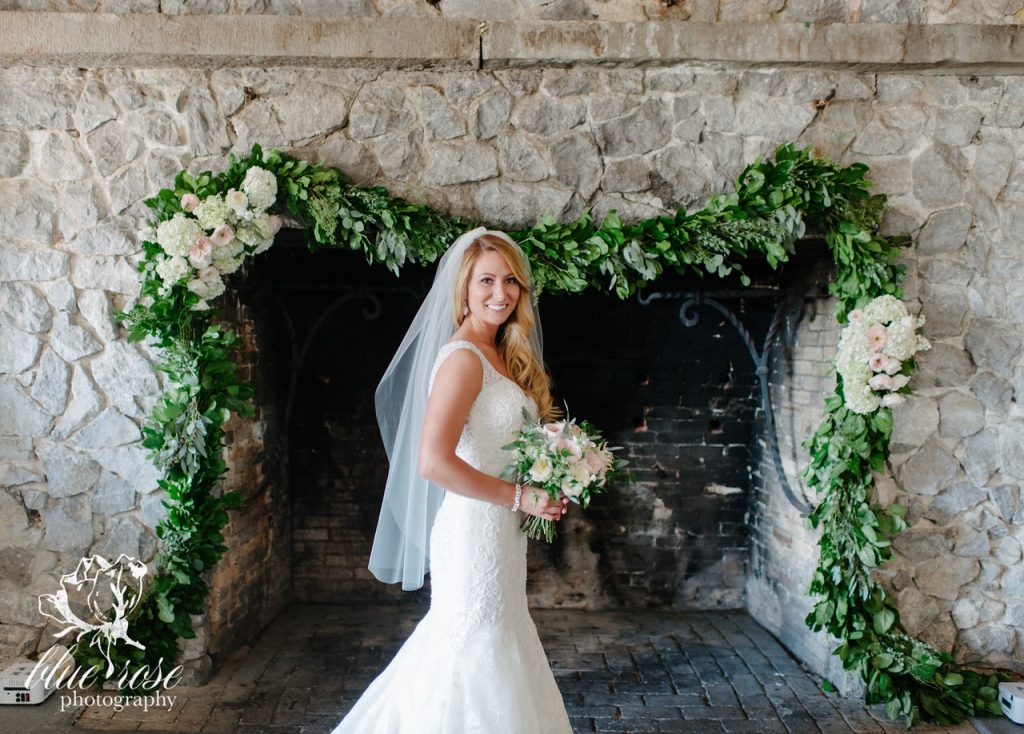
331,340,573,734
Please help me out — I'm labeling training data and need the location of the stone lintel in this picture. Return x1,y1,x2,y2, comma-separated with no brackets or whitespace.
484,20,1024,73
0,12,482,70
0,12,1022,74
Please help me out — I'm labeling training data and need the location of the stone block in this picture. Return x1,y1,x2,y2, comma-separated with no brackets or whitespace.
999,421,1024,482
68,408,141,449
912,144,964,209
42,495,93,554
90,342,159,417
52,366,103,441
926,480,986,524
920,283,967,339
0,181,59,245
30,349,71,417
917,203,970,254
954,428,998,487
989,484,1019,523
956,624,1016,662
348,85,415,140
90,471,138,515
895,439,957,497
970,368,1011,415
550,131,601,199
594,97,671,157
0,282,52,334
0,378,52,437
422,141,498,186
38,442,102,498
0,128,29,178
893,526,953,563
889,395,938,453
470,87,513,141
913,342,973,389
914,555,979,601
472,180,572,229
49,312,102,362
896,586,940,637
937,391,985,438
966,318,1021,375
0,326,41,375
497,131,550,182
418,86,465,142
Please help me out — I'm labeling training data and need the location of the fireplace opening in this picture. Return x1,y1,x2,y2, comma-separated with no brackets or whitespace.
206,233,831,661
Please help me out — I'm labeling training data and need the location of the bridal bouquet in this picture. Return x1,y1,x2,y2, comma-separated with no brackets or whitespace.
501,407,628,542
835,295,930,414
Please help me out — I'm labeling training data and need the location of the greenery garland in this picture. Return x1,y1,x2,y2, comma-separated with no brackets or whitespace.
93,143,1003,723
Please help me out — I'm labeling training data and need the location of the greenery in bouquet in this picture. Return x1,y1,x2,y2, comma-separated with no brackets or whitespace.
501,406,629,542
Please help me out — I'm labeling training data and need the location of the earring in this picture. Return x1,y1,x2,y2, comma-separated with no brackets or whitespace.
463,306,468,316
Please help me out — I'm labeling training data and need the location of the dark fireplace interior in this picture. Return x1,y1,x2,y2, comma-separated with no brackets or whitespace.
227,233,826,617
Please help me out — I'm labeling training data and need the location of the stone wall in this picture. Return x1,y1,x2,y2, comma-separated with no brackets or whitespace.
1,14,1023,686
0,0,1019,24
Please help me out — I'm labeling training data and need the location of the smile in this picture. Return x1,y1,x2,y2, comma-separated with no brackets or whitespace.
487,304,509,311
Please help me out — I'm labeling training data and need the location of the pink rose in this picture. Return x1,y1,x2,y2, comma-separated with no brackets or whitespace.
188,236,213,268
866,323,887,351
180,193,200,213
584,450,605,475
555,436,581,458
868,373,894,391
848,309,865,322
542,422,564,441
868,354,886,372
883,357,901,375
211,224,234,247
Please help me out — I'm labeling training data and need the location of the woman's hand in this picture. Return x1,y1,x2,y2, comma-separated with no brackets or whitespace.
518,485,569,521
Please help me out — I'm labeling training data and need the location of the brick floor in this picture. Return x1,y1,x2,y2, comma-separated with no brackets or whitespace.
69,604,981,734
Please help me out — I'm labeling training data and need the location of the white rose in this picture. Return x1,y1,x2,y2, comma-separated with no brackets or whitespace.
570,460,592,487
528,456,553,483
225,188,248,217
560,476,583,500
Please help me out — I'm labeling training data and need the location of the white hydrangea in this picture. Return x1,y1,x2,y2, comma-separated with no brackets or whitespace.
156,214,202,258
862,295,906,324
883,316,919,361
241,166,278,210
155,255,190,287
213,252,245,275
194,194,233,230
236,213,274,248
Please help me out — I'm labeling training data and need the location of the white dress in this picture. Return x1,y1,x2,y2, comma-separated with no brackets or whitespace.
331,340,573,734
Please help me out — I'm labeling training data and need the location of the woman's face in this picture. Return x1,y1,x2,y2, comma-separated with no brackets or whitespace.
466,249,521,326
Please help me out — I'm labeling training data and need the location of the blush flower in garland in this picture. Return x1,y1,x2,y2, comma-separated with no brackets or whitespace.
835,295,930,414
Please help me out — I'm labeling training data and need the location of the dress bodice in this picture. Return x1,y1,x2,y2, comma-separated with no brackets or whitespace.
428,340,539,478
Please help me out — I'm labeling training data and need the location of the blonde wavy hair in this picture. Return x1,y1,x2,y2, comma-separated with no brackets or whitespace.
451,234,561,422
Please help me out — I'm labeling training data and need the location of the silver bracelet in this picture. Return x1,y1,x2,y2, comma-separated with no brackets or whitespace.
511,481,522,512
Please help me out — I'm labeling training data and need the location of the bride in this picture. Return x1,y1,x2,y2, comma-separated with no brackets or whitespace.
330,227,574,733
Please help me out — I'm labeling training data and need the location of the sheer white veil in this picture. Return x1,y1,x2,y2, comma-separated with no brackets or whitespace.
369,226,545,590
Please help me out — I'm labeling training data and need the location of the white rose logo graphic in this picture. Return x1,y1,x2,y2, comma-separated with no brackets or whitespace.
37,554,148,677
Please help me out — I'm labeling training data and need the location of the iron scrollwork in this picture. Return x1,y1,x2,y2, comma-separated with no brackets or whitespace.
638,289,811,516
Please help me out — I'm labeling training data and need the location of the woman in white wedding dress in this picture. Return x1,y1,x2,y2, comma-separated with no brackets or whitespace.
331,227,574,734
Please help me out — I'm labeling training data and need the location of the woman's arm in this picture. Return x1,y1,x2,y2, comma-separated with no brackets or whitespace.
417,349,566,521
